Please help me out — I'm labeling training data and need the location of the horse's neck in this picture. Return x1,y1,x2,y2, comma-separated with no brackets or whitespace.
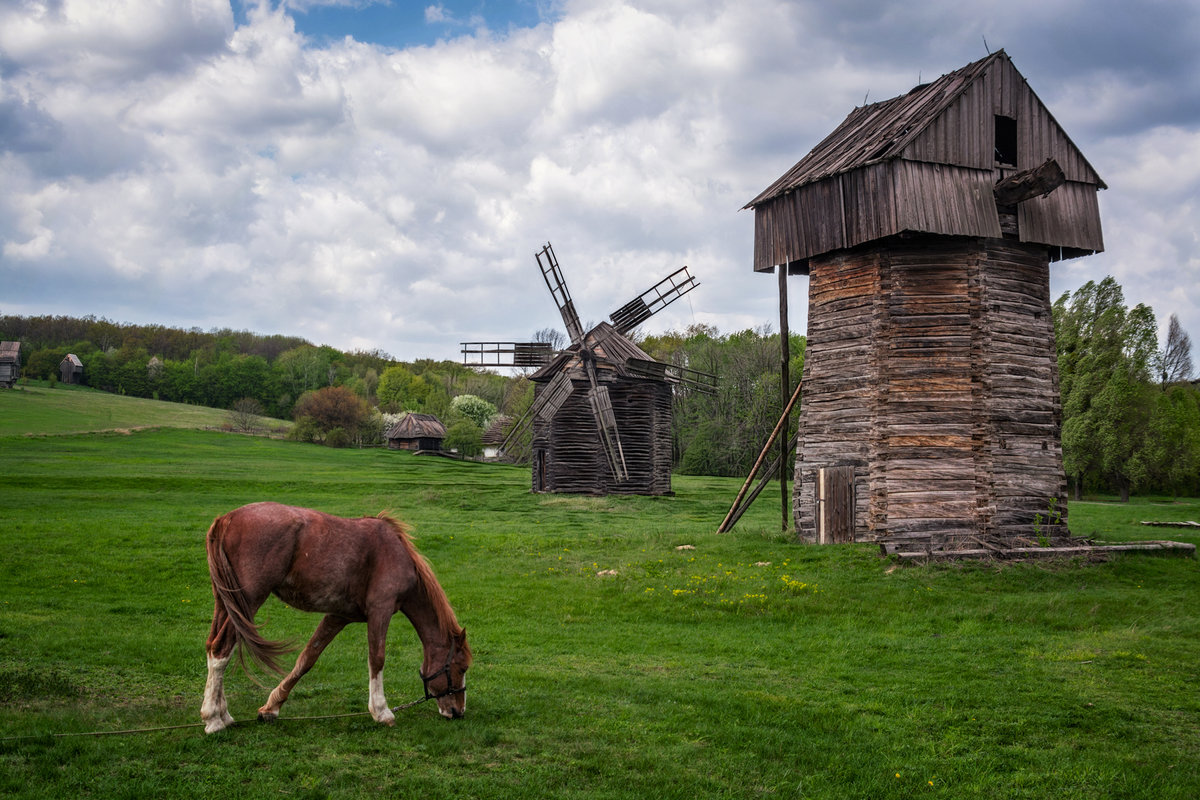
402,595,450,664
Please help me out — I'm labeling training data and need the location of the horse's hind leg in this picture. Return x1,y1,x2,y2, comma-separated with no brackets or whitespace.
257,614,350,722
202,601,237,733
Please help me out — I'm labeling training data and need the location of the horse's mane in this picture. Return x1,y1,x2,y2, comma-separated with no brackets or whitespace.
378,514,471,663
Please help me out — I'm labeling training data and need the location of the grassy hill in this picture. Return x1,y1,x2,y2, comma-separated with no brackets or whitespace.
1,400,1198,797
0,381,285,437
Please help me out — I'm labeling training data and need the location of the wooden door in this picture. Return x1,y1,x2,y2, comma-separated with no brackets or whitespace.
818,466,856,544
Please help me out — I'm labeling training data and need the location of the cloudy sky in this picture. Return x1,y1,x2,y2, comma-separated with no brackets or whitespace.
2,0,1197,363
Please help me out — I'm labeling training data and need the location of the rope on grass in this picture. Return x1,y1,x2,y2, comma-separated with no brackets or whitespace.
0,696,431,742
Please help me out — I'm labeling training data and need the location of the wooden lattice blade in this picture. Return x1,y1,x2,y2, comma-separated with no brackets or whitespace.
536,242,584,344
609,266,699,335
461,341,553,368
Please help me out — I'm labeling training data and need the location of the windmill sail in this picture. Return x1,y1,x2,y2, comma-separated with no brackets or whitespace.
536,243,584,345
625,357,718,394
461,341,553,368
587,384,628,483
533,370,575,422
609,266,699,335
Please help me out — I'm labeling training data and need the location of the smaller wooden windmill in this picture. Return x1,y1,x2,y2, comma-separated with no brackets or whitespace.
462,243,716,495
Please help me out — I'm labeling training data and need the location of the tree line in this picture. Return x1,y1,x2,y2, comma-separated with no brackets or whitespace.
5,285,1197,498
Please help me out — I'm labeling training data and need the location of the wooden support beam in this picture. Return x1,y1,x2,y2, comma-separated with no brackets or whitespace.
718,380,804,533
993,158,1066,206
778,263,791,532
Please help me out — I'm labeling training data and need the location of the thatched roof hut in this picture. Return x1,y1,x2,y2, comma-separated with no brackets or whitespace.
385,413,446,452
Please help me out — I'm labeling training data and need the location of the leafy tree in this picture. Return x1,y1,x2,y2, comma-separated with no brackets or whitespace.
444,419,483,457
275,346,332,399
377,364,417,411
450,394,497,428
642,324,804,477
1130,385,1200,496
292,386,370,442
1054,277,1170,500
23,348,68,380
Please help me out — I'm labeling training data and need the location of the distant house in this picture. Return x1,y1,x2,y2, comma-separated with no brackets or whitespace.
385,413,446,452
481,415,512,460
0,342,20,388
60,354,83,385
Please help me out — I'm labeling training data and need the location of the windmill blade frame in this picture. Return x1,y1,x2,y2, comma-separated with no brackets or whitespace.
609,266,699,335
461,341,554,368
624,357,718,394
536,242,585,345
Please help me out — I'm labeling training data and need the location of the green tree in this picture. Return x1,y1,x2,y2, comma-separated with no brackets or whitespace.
1131,385,1200,496
275,346,332,399
1054,277,1161,500
377,364,417,412
450,394,497,428
444,419,483,458
292,386,370,444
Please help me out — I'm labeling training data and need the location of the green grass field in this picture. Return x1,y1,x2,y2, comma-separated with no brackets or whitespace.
1,386,1198,798
0,381,284,437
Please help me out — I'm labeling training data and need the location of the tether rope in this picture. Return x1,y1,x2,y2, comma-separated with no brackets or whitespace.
0,696,431,742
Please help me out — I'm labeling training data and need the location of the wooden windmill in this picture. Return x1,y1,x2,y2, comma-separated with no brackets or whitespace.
462,243,716,495
744,50,1105,554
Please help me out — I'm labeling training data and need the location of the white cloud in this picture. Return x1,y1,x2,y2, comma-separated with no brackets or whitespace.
0,0,1197,359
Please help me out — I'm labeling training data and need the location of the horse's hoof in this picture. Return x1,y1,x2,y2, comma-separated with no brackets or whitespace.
257,711,278,724
204,716,234,734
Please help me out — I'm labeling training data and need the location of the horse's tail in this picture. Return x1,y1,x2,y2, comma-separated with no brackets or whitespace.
205,515,292,676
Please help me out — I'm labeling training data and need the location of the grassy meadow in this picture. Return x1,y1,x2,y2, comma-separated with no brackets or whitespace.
1,385,1198,799
0,381,284,437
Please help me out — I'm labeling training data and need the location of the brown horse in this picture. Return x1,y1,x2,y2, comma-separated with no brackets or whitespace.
200,502,471,734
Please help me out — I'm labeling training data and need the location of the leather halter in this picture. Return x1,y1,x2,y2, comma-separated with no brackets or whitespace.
419,636,465,701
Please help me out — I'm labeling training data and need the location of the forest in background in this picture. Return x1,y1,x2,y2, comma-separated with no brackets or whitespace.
3,275,1197,496
0,312,800,478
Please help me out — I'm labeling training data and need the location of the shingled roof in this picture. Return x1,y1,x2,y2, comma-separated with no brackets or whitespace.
747,50,1105,210
745,50,1106,271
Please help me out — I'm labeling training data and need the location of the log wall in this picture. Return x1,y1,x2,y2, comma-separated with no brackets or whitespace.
532,376,674,495
793,235,1069,550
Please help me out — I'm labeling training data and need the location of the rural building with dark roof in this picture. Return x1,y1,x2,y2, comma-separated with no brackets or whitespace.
745,50,1104,554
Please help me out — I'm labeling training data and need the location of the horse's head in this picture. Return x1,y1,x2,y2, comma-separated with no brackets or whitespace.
421,629,470,719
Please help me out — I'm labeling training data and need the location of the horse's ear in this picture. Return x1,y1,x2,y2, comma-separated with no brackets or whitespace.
456,628,467,642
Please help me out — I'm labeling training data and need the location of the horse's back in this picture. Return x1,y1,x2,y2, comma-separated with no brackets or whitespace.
210,503,415,618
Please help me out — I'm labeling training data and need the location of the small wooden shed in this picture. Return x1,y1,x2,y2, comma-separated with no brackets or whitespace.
0,342,20,388
385,413,446,452
745,50,1104,553
60,354,83,384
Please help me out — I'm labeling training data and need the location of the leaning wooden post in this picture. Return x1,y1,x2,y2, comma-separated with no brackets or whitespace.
718,379,804,533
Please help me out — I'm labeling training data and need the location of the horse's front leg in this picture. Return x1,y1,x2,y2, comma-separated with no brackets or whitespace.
257,614,350,722
366,612,395,726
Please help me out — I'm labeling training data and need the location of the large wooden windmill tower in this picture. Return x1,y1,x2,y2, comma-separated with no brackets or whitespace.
744,51,1105,554
463,243,716,495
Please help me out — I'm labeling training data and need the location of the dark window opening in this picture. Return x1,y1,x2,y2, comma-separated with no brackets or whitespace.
994,115,1017,166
